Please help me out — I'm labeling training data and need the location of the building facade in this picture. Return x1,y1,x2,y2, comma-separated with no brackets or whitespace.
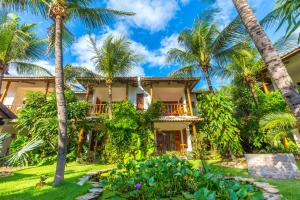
1,76,202,153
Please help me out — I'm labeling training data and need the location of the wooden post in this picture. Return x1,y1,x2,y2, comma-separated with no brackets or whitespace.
45,81,50,96
85,85,91,101
192,123,197,135
186,87,194,116
77,128,85,156
150,84,153,102
262,79,269,94
0,81,11,103
126,83,129,101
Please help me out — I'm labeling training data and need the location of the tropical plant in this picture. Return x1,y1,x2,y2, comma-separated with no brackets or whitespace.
167,18,245,94
101,101,163,164
88,35,140,118
0,12,51,95
260,112,297,149
263,0,300,42
0,133,9,158
197,93,243,158
99,156,263,199
222,47,263,107
1,0,134,184
15,90,90,165
232,0,300,126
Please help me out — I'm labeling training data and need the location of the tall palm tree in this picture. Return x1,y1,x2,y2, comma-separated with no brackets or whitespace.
232,0,300,124
0,13,51,96
167,19,245,94
0,0,134,185
223,48,263,107
89,35,139,118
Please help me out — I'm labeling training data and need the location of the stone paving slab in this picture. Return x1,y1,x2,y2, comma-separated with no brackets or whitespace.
245,154,300,179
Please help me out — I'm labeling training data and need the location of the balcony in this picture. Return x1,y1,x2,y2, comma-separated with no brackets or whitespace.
162,103,190,116
89,104,108,115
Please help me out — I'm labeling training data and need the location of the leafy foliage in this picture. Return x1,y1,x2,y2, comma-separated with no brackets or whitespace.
0,12,50,76
101,101,163,164
13,90,90,165
99,156,263,199
196,93,243,158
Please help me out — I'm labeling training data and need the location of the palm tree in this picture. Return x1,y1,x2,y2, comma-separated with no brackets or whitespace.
1,0,134,185
89,35,139,118
0,13,51,96
232,0,300,125
167,19,245,94
260,112,297,148
223,48,263,107
262,0,300,42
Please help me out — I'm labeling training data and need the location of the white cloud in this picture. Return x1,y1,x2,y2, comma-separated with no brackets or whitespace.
71,23,182,76
213,0,265,27
106,0,182,32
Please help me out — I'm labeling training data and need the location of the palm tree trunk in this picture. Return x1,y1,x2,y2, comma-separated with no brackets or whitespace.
53,14,68,186
0,65,5,96
247,79,259,108
202,67,214,94
107,79,113,119
232,0,300,123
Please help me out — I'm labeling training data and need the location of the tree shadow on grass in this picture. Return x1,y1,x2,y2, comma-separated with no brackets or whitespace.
0,174,92,200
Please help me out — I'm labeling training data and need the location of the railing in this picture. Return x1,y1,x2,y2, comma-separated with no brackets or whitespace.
89,104,108,115
5,104,24,113
162,103,190,116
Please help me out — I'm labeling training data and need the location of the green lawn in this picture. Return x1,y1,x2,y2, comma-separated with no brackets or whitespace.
1,160,299,200
190,160,300,200
0,162,114,200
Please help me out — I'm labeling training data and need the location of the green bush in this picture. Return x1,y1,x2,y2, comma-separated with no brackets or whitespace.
99,156,263,199
101,101,163,163
196,93,243,159
11,90,90,165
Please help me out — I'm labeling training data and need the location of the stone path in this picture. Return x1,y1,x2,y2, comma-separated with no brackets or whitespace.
225,177,281,200
76,168,114,200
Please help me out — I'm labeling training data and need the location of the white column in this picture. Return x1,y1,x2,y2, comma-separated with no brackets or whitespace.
186,126,192,152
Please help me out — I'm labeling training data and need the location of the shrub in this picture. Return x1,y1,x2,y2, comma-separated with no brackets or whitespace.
99,156,263,199
196,93,243,159
101,101,163,163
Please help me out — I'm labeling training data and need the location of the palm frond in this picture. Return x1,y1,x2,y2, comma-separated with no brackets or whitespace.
260,112,297,133
64,64,97,82
0,133,10,153
169,65,195,78
68,6,134,28
10,61,52,76
5,137,43,166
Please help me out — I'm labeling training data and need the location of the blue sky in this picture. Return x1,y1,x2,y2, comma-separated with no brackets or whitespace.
15,0,284,89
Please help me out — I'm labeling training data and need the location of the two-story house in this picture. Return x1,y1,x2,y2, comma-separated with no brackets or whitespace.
77,76,202,153
1,76,203,153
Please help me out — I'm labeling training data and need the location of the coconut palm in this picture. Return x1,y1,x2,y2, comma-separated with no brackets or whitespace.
167,19,245,94
89,35,139,118
223,48,263,107
232,0,300,125
0,0,134,185
260,112,297,148
0,13,51,96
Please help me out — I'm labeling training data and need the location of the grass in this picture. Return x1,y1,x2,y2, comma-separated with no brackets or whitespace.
0,162,114,200
190,160,300,200
1,160,299,200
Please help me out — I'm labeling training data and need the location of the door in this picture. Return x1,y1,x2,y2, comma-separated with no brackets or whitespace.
136,93,144,110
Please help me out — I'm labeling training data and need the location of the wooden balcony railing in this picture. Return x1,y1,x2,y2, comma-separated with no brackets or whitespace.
162,103,190,116
89,104,108,115
5,104,24,113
